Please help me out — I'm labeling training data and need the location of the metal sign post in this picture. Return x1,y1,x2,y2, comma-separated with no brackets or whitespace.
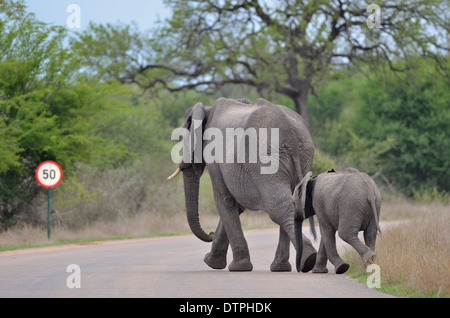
47,188,51,240
36,161,63,240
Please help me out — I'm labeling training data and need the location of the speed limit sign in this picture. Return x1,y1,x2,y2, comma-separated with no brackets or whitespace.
36,161,63,188
36,161,63,240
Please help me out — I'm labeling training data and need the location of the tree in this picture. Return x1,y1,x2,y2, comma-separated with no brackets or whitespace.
311,59,450,194
354,59,450,193
0,0,127,230
73,0,449,126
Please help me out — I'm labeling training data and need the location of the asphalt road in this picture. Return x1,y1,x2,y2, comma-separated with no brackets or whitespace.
0,227,394,298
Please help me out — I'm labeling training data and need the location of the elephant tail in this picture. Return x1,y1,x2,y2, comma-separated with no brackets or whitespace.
292,171,312,272
309,216,317,241
369,195,381,237
294,214,303,273
363,173,381,237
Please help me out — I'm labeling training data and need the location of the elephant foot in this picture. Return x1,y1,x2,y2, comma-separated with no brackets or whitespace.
204,252,227,270
312,265,328,274
270,261,292,272
228,258,253,272
334,261,350,274
363,251,376,267
300,251,317,273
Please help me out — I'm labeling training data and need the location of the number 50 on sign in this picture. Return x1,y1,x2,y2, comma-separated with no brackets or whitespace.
36,161,63,188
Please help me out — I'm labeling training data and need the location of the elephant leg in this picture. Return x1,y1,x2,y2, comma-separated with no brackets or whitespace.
338,224,375,267
221,208,252,271
204,219,228,269
208,166,252,271
321,226,349,274
312,239,328,273
270,226,292,272
267,201,317,272
297,233,317,273
212,198,252,271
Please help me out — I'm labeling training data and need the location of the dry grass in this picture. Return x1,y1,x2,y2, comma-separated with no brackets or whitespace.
0,209,275,248
346,203,450,297
0,164,277,248
379,197,437,221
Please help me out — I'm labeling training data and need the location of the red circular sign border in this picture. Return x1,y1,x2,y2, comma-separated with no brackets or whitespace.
35,161,63,189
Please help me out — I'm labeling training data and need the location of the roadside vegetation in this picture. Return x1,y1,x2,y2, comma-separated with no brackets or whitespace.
345,202,449,298
1,0,449,298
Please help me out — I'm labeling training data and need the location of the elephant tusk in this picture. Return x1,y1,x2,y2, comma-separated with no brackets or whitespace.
167,167,182,180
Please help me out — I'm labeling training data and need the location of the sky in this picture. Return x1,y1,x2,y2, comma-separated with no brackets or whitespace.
24,0,172,32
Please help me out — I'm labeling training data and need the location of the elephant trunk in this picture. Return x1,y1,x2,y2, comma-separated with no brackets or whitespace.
183,166,214,242
295,214,304,272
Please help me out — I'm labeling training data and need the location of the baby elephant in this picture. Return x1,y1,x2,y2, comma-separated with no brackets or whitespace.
293,168,381,274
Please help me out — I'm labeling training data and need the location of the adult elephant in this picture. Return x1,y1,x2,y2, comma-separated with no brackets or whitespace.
168,98,317,272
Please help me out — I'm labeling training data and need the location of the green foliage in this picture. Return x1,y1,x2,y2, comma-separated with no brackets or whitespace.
311,60,450,195
0,1,128,229
308,74,356,132
357,62,449,193
412,187,450,204
344,131,397,174
70,21,151,82
312,149,336,176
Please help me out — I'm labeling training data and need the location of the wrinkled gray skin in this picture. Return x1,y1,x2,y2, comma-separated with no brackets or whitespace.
294,168,381,274
176,98,317,272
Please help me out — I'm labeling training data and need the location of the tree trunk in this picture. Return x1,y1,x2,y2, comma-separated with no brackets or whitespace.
284,51,312,128
292,84,310,129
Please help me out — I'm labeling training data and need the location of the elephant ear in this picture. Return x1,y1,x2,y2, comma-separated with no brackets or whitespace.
293,171,312,219
189,102,206,172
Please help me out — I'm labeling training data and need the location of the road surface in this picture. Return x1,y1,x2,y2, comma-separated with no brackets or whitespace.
0,227,394,298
